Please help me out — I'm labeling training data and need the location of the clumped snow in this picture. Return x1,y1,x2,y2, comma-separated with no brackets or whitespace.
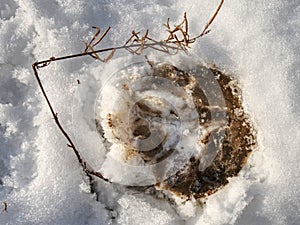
0,0,299,225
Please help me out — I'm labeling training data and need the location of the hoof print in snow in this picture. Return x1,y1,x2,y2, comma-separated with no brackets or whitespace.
95,62,256,199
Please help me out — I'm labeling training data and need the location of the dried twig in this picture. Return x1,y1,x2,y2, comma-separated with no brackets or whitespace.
32,63,110,182
84,26,115,62
32,1,224,182
191,0,224,40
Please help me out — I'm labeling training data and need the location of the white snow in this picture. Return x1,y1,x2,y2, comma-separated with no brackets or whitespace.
0,0,299,225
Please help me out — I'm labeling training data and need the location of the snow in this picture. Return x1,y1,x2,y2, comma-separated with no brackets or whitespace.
0,0,299,225
94,59,208,186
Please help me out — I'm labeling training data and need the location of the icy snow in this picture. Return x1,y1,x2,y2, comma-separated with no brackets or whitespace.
0,0,299,225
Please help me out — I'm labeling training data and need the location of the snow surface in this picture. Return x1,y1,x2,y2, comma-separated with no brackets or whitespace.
0,0,299,224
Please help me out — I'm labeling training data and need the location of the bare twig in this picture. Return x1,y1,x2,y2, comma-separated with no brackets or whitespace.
191,0,224,40
32,1,224,182
32,63,110,182
84,26,115,62
84,26,101,52
90,26,111,48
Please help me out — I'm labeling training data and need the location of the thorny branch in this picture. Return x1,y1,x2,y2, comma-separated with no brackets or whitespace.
32,1,224,182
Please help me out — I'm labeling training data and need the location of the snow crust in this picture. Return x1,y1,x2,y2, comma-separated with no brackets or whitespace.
0,0,299,224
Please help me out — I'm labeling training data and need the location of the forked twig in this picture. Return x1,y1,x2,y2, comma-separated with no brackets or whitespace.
84,26,115,62
32,1,224,182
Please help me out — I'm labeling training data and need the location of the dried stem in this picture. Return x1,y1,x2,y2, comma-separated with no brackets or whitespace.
32,1,224,182
192,0,224,40
32,63,110,182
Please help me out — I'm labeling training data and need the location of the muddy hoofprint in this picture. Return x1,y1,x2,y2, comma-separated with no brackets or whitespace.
95,62,256,199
